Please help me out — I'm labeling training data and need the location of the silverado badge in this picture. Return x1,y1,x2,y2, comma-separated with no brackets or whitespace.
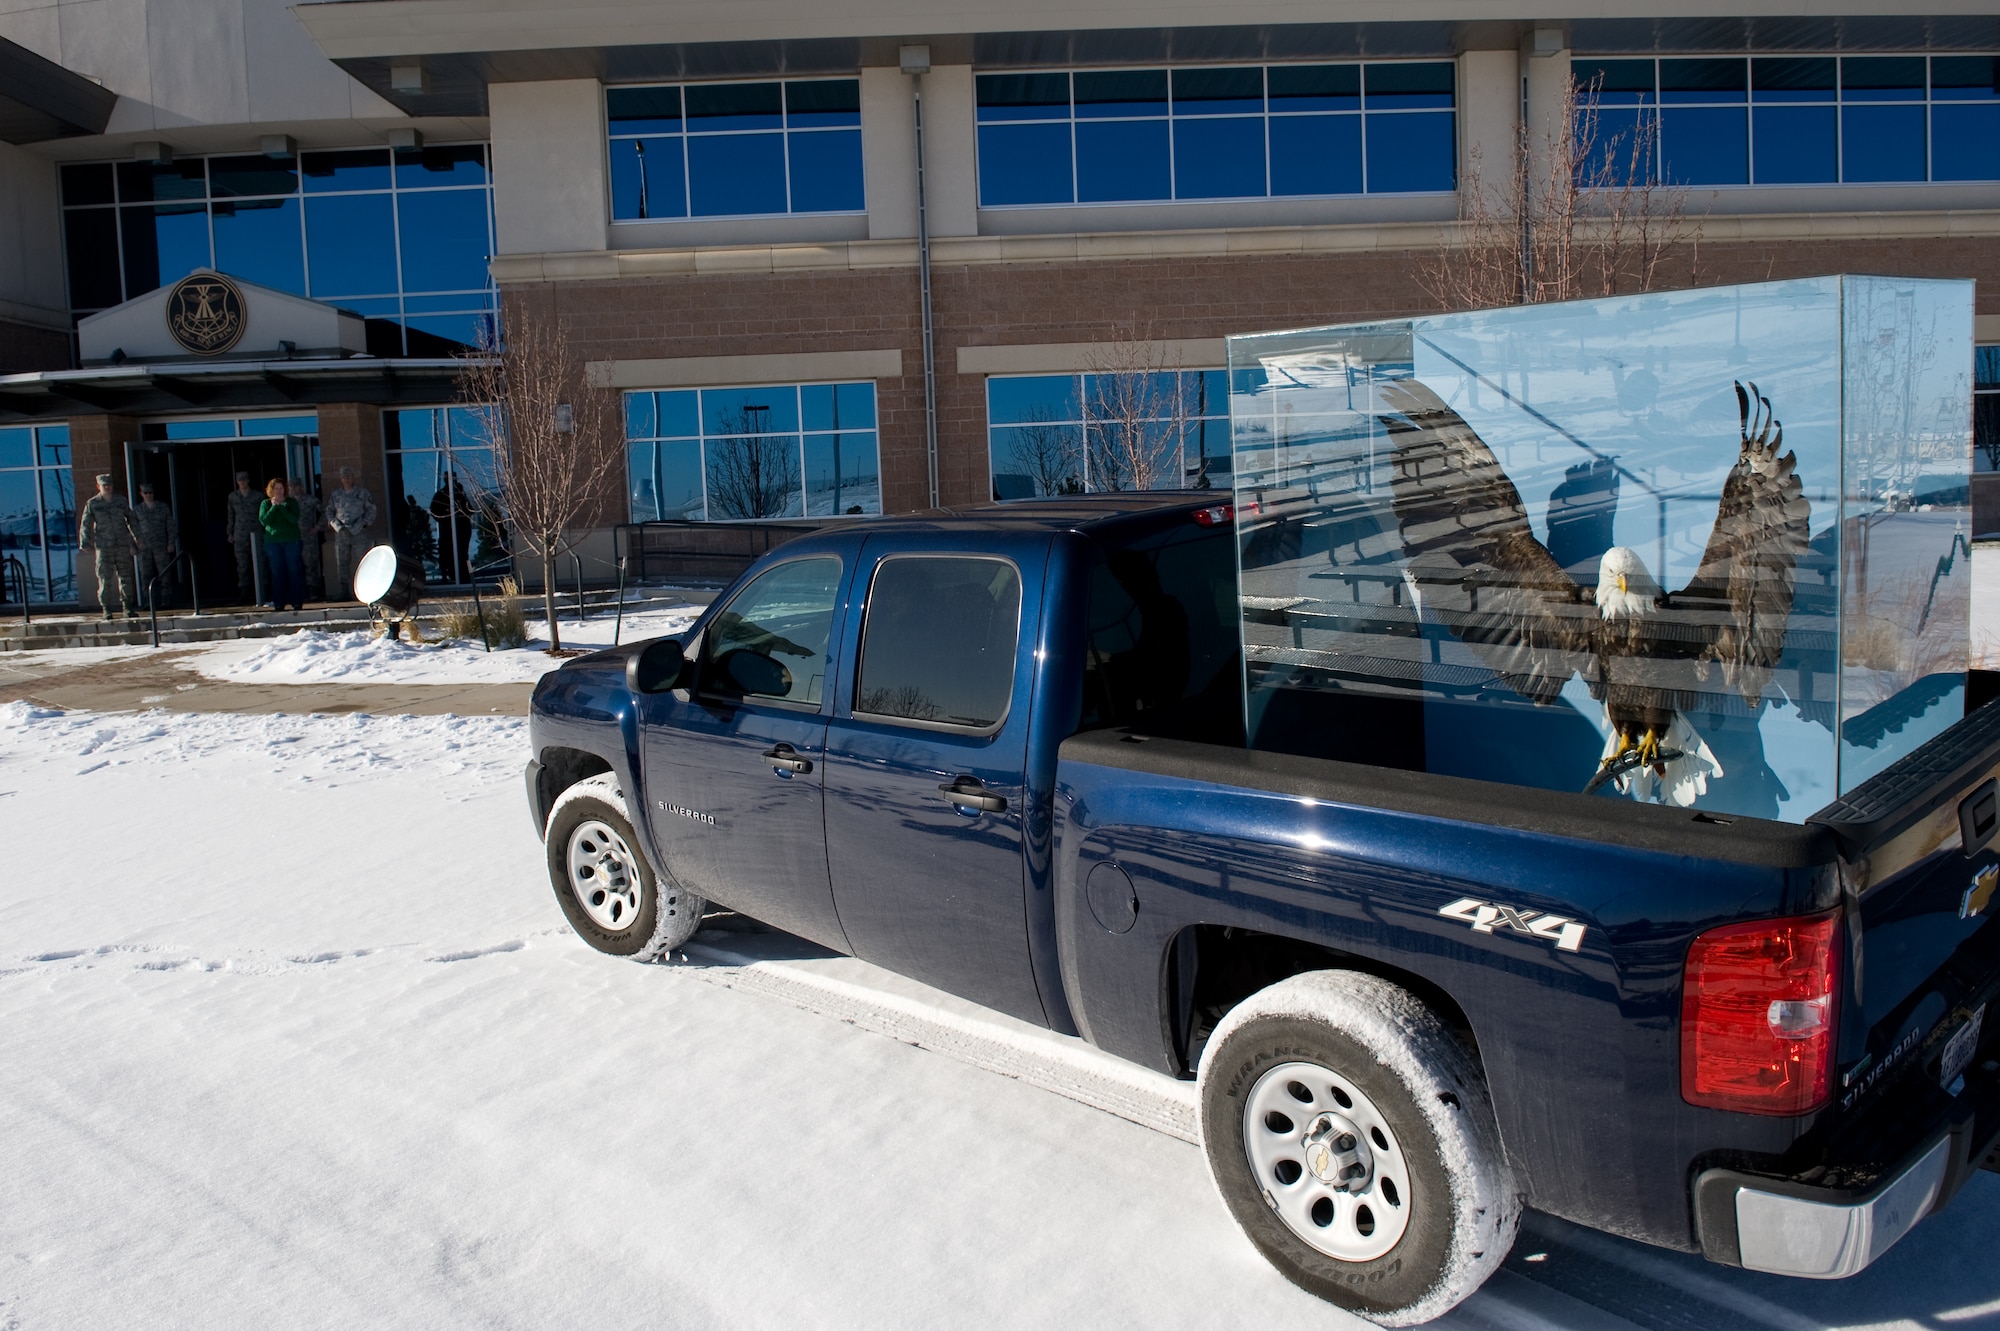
1963,864,1998,921
1438,897,1587,953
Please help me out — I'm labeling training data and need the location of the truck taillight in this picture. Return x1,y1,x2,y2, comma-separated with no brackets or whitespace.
1192,504,1234,527
1681,910,1841,1116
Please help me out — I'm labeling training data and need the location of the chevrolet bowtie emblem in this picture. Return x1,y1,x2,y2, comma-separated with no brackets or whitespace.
1963,864,1998,920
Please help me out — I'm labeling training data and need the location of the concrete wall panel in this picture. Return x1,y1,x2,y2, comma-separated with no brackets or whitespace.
861,66,916,241
923,65,977,239
145,0,249,128
0,142,66,319
490,79,608,257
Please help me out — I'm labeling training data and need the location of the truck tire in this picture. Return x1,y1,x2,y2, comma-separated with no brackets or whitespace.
1196,971,1518,1326
545,774,706,961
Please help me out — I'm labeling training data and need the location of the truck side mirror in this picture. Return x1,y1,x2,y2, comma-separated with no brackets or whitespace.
627,638,687,694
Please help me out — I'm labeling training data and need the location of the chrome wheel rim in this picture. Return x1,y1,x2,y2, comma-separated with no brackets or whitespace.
566,819,644,932
1243,1060,1412,1262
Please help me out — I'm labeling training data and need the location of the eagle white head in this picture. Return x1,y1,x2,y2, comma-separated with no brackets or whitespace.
1595,546,1660,621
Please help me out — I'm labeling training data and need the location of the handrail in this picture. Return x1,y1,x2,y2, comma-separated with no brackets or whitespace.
614,518,831,584
1,553,30,623
147,551,199,648
570,549,586,624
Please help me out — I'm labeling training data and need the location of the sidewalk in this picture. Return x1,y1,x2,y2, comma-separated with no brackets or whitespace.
0,647,534,716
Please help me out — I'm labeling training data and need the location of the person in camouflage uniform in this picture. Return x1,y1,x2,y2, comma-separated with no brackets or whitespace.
77,473,140,619
290,475,323,605
224,471,264,604
325,466,379,601
133,481,179,610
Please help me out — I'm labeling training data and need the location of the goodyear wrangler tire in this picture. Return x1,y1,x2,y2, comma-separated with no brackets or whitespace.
1196,971,1518,1326
545,774,706,961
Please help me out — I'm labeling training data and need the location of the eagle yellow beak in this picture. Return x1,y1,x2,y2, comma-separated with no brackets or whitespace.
1615,573,1628,594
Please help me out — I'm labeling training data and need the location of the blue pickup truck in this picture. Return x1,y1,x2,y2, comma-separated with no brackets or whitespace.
526,493,2000,1325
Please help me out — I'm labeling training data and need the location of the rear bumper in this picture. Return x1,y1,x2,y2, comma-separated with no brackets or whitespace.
1694,1063,2000,1278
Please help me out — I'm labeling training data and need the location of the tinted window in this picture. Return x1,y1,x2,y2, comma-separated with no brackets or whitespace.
856,557,1021,729
702,557,842,705
1080,525,1239,733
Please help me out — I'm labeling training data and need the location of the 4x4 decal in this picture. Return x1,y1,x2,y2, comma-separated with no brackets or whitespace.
1438,897,1587,953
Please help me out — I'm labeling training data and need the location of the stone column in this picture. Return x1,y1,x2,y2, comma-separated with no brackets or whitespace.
315,402,386,597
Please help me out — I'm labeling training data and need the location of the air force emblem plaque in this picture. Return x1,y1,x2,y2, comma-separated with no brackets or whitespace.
165,273,246,355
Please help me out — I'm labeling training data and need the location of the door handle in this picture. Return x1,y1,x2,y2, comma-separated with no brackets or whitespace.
762,744,813,774
938,777,1007,814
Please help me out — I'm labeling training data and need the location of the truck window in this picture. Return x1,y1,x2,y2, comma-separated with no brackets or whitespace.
1081,524,1241,741
700,556,842,706
854,556,1022,730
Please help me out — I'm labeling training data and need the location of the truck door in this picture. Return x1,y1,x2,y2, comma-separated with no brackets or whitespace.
822,537,1050,1025
638,552,852,951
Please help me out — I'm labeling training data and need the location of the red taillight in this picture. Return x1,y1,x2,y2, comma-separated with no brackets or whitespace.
1192,503,1235,527
1681,910,1842,1116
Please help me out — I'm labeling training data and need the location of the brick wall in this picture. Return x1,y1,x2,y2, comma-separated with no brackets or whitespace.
517,233,2000,514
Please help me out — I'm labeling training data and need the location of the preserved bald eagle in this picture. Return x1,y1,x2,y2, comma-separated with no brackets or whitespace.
1382,379,1811,804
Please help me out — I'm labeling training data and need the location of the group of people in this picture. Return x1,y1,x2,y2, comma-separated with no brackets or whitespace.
75,467,381,620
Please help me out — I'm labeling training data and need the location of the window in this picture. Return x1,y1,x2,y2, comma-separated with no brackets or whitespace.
0,425,75,604
1080,522,1241,739
1976,347,2000,477
1573,54,2000,185
624,382,882,521
383,406,506,585
986,370,1230,499
702,556,843,706
607,79,865,221
57,146,496,354
854,556,1021,730
975,61,1455,207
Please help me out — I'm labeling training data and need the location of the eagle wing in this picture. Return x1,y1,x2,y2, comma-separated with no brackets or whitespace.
1669,382,1812,706
1379,379,1593,705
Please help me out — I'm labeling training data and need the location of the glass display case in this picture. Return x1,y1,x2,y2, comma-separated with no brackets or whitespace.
1228,277,1974,820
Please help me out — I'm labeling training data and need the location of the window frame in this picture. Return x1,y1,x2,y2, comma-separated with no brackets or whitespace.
695,552,847,712
605,76,868,223
849,552,1025,736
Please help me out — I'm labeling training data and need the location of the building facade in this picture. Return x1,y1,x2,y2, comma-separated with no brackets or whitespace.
3,1,2000,604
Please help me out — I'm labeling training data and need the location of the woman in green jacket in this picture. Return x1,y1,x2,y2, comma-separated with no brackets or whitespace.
259,478,306,611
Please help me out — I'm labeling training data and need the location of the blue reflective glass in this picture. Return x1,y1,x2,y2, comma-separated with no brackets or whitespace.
1172,67,1263,115
120,204,210,294
804,432,880,515
1573,59,1656,106
1364,63,1454,109
607,86,682,134
0,471,39,591
1933,56,2000,101
248,415,318,436
1660,58,1745,104
801,381,876,431
386,409,438,448
1841,56,1926,102
1365,112,1454,191
41,465,75,595
403,292,491,313
987,375,1080,424
116,160,206,203
339,296,401,316
1173,117,1266,198
1933,103,2000,180
395,145,487,189
39,425,69,458
1582,108,1656,185
1978,347,2000,385
703,386,799,436
1842,104,1926,182
61,163,114,206
626,392,656,441
163,419,235,439
209,154,297,198
1074,69,1167,119
989,423,1085,499
1661,106,1748,184
306,193,397,296
1076,119,1170,201
785,80,861,129
788,129,864,212
686,82,783,132
651,391,697,437
63,208,121,309
396,189,490,291
1268,64,1359,112
1753,105,1837,182
1753,57,1836,103
647,440,707,521
301,149,392,192
0,427,31,468
610,137,688,220
704,434,802,519
211,196,304,294
1193,370,1228,415
976,72,1071,122
976,123,1073,205
688,133,788,216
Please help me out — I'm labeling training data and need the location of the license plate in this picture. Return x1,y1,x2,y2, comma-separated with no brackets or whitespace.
1940,1005,1986,1091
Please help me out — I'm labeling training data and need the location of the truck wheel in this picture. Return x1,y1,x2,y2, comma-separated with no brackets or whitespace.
544,774,706,961
1196,971,1518,1326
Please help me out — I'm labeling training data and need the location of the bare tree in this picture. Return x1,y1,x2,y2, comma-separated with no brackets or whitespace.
456,312,622,654
1085,325,1197,492
1003,407,1084,498
705,408,800,518
1421,74,1700,312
